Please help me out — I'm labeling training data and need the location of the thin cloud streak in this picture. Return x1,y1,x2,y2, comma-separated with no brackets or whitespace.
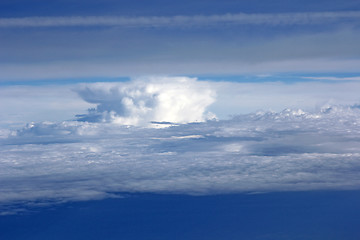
302,76,360,81
1,11,360,28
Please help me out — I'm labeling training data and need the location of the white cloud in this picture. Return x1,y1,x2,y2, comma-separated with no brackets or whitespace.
2,78,360,128
1,11,359,28
75,77,216,126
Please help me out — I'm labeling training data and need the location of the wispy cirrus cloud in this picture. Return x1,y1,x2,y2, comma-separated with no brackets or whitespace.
1,11,359,28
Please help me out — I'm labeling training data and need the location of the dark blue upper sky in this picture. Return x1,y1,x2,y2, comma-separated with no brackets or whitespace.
1,0,359,17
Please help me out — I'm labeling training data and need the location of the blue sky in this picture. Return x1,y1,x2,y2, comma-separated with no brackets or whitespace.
1,0,360,239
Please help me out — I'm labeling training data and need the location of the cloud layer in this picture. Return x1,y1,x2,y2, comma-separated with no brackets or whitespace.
1,103,360,214
2,77,360,214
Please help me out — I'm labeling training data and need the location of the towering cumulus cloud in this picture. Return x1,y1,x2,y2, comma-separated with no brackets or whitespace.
75,77,216,126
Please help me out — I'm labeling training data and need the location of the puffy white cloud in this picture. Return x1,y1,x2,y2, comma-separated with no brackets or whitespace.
75,77,216,126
